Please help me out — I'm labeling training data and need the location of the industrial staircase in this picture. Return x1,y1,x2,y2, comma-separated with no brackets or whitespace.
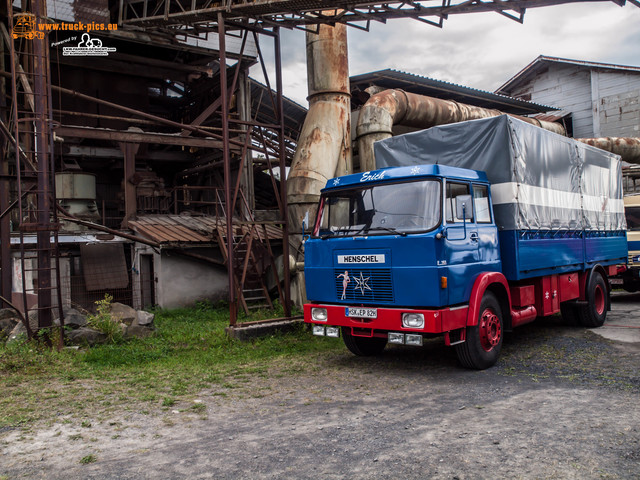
216,222,278,315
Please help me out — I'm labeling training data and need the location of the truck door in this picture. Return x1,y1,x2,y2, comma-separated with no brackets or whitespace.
443,181,479,305
472,183,500,267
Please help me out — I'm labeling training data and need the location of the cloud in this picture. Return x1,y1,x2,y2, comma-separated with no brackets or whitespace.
254,3,640,106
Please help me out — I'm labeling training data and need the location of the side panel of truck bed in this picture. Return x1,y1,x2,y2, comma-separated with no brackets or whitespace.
500,230,627,281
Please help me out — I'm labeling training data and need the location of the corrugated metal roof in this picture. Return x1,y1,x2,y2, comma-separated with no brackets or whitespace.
129,215,283,245
496,55,640,95
532,109,572,123
350,69,556,115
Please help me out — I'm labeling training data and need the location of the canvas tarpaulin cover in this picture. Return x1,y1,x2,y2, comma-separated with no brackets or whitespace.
373,115,625,232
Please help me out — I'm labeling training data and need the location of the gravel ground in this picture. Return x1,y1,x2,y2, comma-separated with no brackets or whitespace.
2,294,639,479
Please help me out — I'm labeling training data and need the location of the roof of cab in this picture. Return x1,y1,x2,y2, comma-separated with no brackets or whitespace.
322,164,488,191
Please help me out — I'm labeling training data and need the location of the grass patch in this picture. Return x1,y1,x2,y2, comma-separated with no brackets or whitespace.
0,302,342,428
79,454,97,464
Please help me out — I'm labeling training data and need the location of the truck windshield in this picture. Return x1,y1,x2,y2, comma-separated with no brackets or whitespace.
626,206,640,231
316,180,441,237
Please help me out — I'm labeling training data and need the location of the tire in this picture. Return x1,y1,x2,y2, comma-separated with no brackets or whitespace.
560,302,579,326
341,327,387,356
576,271,608,328
455,292,503,370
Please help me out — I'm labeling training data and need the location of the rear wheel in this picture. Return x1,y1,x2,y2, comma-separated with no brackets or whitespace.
456,292,503,370
341,327,387,356
576,271,608,328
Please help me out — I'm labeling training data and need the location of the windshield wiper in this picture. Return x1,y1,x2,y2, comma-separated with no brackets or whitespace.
321,225,367,239
365,226,407,236
321,225,407,239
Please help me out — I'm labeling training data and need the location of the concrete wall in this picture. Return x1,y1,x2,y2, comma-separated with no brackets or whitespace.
134,245,228,309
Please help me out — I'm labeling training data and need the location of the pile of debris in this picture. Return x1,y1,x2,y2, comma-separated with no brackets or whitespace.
0,303,156,346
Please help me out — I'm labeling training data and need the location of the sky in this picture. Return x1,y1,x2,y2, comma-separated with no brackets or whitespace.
252,2,640,107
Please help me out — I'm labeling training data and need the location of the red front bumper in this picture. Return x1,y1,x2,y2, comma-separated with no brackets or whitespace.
304,303,469,334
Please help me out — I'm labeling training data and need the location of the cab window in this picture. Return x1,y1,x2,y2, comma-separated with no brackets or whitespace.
446,182,473,223
473,184,491,223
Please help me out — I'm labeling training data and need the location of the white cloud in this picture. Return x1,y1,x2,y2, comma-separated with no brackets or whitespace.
254,3,640,106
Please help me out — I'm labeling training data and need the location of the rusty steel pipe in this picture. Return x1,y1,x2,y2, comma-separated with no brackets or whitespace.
356,89,567,171
577,137,640,165
288,22,351,235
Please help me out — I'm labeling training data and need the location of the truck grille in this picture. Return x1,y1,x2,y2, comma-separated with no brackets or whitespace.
334,268,394,303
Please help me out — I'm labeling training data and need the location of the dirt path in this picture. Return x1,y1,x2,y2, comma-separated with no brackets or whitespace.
2,296,639,479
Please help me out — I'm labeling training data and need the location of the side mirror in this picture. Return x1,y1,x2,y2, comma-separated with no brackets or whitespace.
455,195,473,221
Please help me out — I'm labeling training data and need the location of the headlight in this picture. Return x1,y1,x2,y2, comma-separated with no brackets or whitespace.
326,327,340,338
402,313,425,329
388,332,405,344
405,334,423,346
312,325,325,336
311,307,328,321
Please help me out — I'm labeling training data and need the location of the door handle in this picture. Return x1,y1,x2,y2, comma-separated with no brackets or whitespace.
470,233,479,242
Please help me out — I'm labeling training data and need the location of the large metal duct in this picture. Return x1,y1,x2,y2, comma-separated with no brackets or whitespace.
288,22,351,233
577,137,640,165
356,89,566,171
286,22,351,304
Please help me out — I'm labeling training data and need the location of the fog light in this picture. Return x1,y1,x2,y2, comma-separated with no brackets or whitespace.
326,326,340,338
312,325,325,336
311,307,328,321
388,332,405,344
402,313,425,329
405,334,423,346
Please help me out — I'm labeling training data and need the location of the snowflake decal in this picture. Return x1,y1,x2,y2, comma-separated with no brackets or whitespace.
353,272,372,295
332,178,341,186
410,166,421,175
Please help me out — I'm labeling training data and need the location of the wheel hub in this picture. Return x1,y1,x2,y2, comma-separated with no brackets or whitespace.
479,308,501,352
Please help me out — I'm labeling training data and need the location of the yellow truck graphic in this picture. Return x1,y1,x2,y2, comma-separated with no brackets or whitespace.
12,14,44,40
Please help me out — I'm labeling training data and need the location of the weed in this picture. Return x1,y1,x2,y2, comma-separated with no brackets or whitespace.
86,294,123,344
190,403,206,413
80,454,97,464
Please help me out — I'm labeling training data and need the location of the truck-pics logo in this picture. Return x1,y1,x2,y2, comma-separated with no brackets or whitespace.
63,33,116,56
12,13,44,40
338,254,385,264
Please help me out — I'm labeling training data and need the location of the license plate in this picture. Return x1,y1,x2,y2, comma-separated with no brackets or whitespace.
346,307,377,318
609,278,623,285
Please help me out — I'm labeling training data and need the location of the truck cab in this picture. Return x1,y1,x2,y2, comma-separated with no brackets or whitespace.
306,164,499,309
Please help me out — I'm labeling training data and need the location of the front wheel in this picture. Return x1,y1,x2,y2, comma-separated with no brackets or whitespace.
455,292,503,370
341,327,387,356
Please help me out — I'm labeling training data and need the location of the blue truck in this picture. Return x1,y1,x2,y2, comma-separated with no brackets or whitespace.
304,116,627,369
